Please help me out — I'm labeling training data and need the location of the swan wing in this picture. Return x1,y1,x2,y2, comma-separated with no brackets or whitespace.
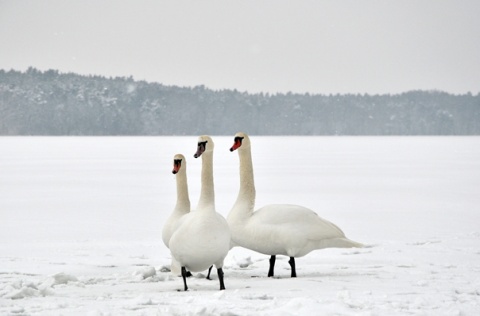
252,204,347,240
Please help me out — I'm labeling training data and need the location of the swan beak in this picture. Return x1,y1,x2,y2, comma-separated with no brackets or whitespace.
173,159,181,174
194,150,202,158
194,141,207,158
230,138,243,151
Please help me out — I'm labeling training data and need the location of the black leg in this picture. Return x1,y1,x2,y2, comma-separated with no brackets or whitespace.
186,271,192,277
289,257,297,278
206,265,213,280
268,255,276,277
217,268,225,290
181,266,188,291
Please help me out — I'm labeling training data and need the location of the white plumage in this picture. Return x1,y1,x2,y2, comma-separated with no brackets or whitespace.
227,132,362,277
161,154,190,276
169,136,230,291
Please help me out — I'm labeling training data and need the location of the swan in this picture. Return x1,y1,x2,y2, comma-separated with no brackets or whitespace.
193,135,217,279
228,132,363,278
162,154,191,248
161,154,191,276
169,136,231,291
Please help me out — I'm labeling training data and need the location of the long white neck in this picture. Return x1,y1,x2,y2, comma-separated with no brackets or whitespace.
175,169,190,213
228,147,256,222
196,151,215,212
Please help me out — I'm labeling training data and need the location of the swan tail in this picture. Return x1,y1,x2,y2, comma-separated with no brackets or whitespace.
342,238,364,248
318,237,364,249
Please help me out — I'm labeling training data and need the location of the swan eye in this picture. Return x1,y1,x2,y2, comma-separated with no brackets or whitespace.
198,141,208,150
234,136,244,143
174,159,182,166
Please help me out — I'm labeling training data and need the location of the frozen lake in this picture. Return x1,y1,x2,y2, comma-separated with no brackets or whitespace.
1,136,480,315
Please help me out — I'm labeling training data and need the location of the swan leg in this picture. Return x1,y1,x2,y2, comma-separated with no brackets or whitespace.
186,271,192,277
181,267,189,291
206,265,213,280
288,257,297,278
217,268,226,290
268,255,276,277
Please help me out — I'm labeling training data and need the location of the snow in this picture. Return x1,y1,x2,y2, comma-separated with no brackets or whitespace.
1,136,480,315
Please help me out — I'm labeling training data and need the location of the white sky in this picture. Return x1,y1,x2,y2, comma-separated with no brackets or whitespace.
1,0,479,94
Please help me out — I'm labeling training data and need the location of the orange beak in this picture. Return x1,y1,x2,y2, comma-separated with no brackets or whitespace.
230,139,242,152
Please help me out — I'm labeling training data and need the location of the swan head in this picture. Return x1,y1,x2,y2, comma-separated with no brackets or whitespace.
172,154,186,175
194,135,214,158
230,132,250,152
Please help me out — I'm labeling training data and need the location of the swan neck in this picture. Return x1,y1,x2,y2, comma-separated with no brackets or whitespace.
176,170,190,211
232,147,256,216
197,151,215,211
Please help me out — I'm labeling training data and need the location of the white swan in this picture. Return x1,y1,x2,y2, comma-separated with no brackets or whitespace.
161,154,190,276
169,136,231,291
162,154,191,248
228,132,363,278
193,135,217,279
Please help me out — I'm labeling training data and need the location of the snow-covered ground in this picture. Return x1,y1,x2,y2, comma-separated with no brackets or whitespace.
1,136,479,315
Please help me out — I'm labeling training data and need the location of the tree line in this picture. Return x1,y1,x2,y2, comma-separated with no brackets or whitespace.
1,68,479,135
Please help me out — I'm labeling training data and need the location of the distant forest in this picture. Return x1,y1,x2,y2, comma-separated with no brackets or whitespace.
1,68,479,135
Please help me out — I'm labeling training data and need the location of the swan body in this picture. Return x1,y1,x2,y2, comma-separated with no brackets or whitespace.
229,204,361,258
228,132,362,277
169,136,231,291
169,211,230,272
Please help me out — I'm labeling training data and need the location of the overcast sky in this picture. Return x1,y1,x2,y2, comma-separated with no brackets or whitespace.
1,0,479,95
